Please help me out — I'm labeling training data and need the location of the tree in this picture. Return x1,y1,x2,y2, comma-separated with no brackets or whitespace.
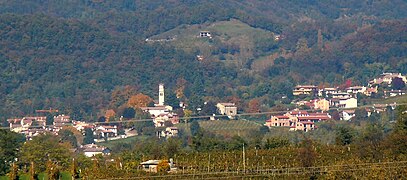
165,138,181,158
98,116,106,123
190,120,201,137
61,126,84,145
105,109,116,120
353,108,368,124
247,99,261,113
58,129,78,148
157,160,170,173
133,120,155,135
122,107,135,119
335,126,354,146
0,130,24,176
165,90,179,109
19,134,72,172
83,128,95,144
298,138,317,168
46,113,54,125
127,93,153,108
392,77,405,90
200,101,217,116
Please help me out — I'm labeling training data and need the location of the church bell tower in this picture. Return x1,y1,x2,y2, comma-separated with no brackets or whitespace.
158,84,165,106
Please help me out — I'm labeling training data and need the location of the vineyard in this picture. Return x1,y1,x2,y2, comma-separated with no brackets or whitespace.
198,120,262,137
80,145,407,179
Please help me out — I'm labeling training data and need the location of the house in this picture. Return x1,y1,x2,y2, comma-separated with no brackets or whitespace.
265,115,296,127
285,110,309,117
274,34,281,41
141,106,171,117
318,87,338,97
369,73,407,86
293,85,318,96
140,159,175,173
295,121,315,132
72,121,95,132
96,125,118,138
331,92,352,99
199,31,211,38
313,99,330,111
330,97,357,109
372,104,396,114
265,110,331,132
23,128,47,141
384,90,406,98
158,127,179,138
7,116,46,133
196,55,204,61
346,86,367,95
53,115,71,131
341,110,355,121
364,86,378,96
216,103,237,118
82,144,111,157
297,113,331,123
153,113,179,127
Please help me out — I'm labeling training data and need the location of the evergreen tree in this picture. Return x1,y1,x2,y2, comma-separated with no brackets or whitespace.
83,128,95,144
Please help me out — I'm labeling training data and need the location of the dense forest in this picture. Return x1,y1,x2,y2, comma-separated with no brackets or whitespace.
0,0,406,121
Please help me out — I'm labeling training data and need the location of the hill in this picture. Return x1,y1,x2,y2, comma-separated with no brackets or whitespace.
0,1,406,122
148,19,278,63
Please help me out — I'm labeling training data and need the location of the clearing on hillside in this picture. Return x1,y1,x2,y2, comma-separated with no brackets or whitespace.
147,19,278,64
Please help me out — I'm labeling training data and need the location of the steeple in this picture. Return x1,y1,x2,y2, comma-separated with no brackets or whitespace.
158,84,165,106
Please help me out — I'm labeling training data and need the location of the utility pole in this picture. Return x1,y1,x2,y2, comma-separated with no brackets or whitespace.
243,143,246,174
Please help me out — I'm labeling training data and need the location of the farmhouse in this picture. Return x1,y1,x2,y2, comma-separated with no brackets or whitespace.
293,85,318,96
216,103,237,118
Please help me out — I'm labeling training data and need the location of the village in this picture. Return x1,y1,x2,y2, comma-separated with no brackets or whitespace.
266,72,404,131
7,73,405,143
2,71,406,173
3,72,405,167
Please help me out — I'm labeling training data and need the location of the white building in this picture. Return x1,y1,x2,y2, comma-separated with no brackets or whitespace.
330,97,357,109
216,103,237,117
82,144,111,157
158,84,165,106
199,31,211,38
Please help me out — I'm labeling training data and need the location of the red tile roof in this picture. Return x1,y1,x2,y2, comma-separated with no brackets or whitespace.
275,115,290,119
298,116,330,121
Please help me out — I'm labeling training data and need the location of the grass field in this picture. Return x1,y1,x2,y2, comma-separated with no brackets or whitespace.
176,120,263,138
148,19,275,61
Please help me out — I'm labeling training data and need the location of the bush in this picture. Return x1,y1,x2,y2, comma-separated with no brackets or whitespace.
157,160,170,173
59,171,72,180
0,176,9,180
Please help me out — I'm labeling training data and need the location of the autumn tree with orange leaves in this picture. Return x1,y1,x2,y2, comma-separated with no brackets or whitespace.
127,93,153,108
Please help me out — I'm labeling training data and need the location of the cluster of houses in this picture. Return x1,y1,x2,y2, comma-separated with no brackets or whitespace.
270,73,406,132
7,114,125,141
293,73,407,111
293,85,360,110
265,110,331,132
140,84,239,138
139,84,181,138
7,115,72,140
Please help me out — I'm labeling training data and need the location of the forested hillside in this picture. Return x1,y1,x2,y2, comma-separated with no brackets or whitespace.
0,0,406,121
